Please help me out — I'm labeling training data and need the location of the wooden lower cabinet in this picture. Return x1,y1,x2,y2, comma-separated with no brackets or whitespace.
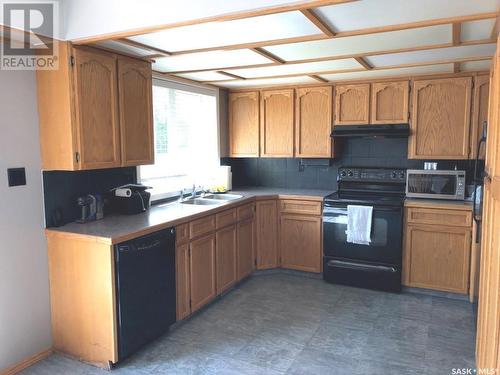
190,233,216,312
403,224,471,294
280,214,322,273
237,218,255,280
216,225,238,294
175,243,191,321
256,200,279,269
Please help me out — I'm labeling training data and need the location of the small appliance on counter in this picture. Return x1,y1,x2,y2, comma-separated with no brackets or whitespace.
76,195,96,223
76,194,104,223
110,184,151,215
406,169,466,200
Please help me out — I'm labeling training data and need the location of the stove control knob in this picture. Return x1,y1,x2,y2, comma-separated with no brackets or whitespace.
340,170,347,177
399,172,405,179
391,171,398,179
347,170,353,177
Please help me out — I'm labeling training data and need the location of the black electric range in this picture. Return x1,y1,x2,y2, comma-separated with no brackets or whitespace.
323,167,406,292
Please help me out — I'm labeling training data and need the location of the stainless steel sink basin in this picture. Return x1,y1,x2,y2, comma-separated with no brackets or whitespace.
202,194,242,201
181,199,223,206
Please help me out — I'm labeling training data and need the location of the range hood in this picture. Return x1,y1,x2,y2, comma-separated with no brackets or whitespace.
331,124,410,138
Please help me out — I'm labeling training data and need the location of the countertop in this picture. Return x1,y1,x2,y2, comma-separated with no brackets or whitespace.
45,187,333,245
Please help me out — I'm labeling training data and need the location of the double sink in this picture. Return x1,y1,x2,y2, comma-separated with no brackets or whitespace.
181,193,243,206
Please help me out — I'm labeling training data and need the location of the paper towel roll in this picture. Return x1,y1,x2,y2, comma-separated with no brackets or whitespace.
115,188,132,197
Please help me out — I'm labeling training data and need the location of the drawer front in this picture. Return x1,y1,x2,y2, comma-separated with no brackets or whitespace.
280,200,322,216
216,208,237,229
237,203,254,221
190,215,216,239
176,223,189,244
406,207,472,227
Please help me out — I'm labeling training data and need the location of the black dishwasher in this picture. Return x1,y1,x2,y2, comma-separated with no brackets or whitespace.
114,228,176,360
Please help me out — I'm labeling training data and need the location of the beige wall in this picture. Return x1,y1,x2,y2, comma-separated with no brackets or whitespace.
0,70,52,371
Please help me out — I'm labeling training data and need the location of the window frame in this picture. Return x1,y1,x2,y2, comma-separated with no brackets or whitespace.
138,76,222,203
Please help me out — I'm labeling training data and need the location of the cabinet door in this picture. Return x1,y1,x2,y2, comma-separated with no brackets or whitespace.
371,81,409,124
410,77,472,159
176,243,191,321
260,89,294,157
229,92,260,157
190,233,216,312
280,215,322,273
117,57,154,166
73,47,121,169
216,225,237,294
403,224,471,294
256,200,279,269
334,84,370,125
295,86,333,157
476,46,500,370
470,74,490,160
237,218,255,280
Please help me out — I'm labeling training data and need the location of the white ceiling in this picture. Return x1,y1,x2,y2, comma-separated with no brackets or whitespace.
82,0,499,88
314,0,499,32
262,25,452,60
153,49,273,72
365,44,497,68
129,11,322,53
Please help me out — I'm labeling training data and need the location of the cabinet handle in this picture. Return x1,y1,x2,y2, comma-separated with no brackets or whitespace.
75,152,80,163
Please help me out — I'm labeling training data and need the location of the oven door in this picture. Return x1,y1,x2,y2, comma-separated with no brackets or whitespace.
322,202,403,265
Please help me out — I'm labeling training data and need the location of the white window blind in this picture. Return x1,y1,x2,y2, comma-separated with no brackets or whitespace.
139,79,219,201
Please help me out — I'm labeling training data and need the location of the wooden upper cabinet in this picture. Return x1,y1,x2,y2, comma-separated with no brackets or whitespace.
295,86,333,158
371,81,409,124
117,57,154,166
37,42,155,171
229,92,260,157
260,89,294,157
470,74,490,160
334,84,370,125
410,77,472,159
72,47,121,169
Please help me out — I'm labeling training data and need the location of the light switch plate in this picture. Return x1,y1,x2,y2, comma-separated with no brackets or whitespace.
7,168,26,187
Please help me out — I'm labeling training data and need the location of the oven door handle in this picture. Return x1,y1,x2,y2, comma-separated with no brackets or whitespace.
323,205,402,212
327,259,398,273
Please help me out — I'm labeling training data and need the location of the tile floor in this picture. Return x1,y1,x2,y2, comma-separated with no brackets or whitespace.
20,273,476,375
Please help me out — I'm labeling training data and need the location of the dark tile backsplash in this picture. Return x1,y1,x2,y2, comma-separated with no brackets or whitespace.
222,137,481,190
43,167,137,227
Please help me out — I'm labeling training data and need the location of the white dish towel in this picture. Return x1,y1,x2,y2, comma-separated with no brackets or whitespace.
346,205,373,245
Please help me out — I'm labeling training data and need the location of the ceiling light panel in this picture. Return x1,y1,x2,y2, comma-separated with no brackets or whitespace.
461,19,497,42
227,58,362,79
319,64,454,81
129,11,321,53
153,49,273,72
460,60,492,72
175,71,235,82
365,44,496,68
216,76,318,88
315,0,499,32
263,25,451,61
94,40,154,57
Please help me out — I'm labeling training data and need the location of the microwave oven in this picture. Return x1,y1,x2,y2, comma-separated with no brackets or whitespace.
406,170,466,200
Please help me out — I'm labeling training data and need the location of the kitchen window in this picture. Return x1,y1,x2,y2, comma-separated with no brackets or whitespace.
139,78,219,201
